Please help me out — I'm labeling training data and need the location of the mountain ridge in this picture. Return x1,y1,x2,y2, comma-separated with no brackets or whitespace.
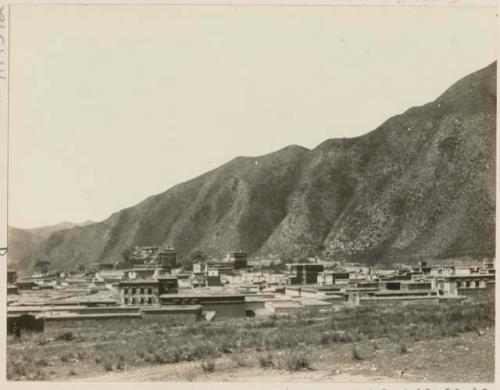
9,62,496,271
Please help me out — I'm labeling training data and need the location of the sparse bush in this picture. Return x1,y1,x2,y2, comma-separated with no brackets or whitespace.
77,350,89,360
200,359,216,372
56,331,75,341
103,360,114,372
320,333,331,345
257,352,275,369
60,353,73,363
233,353,251,367
184,368,198,381
280,350,311,371
399,342,408,354
36,357,49,367
352,344,362,361
38,337,50,346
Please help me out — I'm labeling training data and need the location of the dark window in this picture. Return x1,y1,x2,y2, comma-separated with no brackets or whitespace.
475,281,480,288
148,298,153,304
148,288,153,295
140,288,144,294
124,298,129,304
140,298,145,304
465,281,470,288
124,288,128,295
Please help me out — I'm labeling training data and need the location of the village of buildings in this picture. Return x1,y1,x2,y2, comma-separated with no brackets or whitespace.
6,246,496,334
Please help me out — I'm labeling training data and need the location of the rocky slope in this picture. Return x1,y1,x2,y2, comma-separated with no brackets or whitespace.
11,62,496,270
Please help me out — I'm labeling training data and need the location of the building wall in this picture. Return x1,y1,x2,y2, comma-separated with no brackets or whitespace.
120,286,159,305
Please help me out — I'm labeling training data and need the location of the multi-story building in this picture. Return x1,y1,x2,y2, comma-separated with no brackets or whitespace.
230,251,248,269
158,248,177,269
117,277,178,305
287,263,324,285
118,280,160,305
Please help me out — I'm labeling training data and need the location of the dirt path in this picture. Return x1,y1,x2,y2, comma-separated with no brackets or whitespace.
70,358,407,382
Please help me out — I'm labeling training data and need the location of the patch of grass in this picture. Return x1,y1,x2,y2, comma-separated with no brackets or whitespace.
6,300,494,380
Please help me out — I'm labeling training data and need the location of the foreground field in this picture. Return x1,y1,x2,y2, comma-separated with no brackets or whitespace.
7,301,495,382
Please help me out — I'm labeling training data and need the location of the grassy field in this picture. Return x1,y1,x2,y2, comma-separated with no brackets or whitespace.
7,300,495,382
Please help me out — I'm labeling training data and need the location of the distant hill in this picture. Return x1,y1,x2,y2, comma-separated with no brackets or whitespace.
7,221,96,270
12,62,496,271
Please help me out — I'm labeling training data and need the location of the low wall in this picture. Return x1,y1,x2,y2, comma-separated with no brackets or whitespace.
202,302,246,319
141,306,202,322
359,297,441,306
42,314,142,333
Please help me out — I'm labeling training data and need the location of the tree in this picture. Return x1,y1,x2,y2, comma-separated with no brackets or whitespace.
182,250,208,271
189,250,208,263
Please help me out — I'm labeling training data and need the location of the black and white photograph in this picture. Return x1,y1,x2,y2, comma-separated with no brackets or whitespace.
1,0,497,385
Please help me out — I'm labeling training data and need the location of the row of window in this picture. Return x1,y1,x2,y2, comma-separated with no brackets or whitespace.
457,280,486,288
124,297,155,304
123,287,157,295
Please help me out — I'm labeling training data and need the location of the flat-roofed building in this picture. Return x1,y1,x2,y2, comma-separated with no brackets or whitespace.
230,251,248,269
430,265,455,277
317,271,349,286
158,276,179,295
160,293,246,319
158,248,177,269
117,280,161,305
432,274,495,298
400,280,432,290
287,263,324,285
7,270,17,285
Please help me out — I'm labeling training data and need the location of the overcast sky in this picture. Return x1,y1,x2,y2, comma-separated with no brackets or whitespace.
9,5,497,229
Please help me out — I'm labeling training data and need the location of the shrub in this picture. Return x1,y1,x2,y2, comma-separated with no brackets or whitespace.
56,331,75,341
200,359,216,373
399,342,408,354
280,350,311,371
60,353,73,363
184,368,198,381
352,344,362,361
36,357,49,367
257,352,275,369
103,360,114,372
233,353,251,367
